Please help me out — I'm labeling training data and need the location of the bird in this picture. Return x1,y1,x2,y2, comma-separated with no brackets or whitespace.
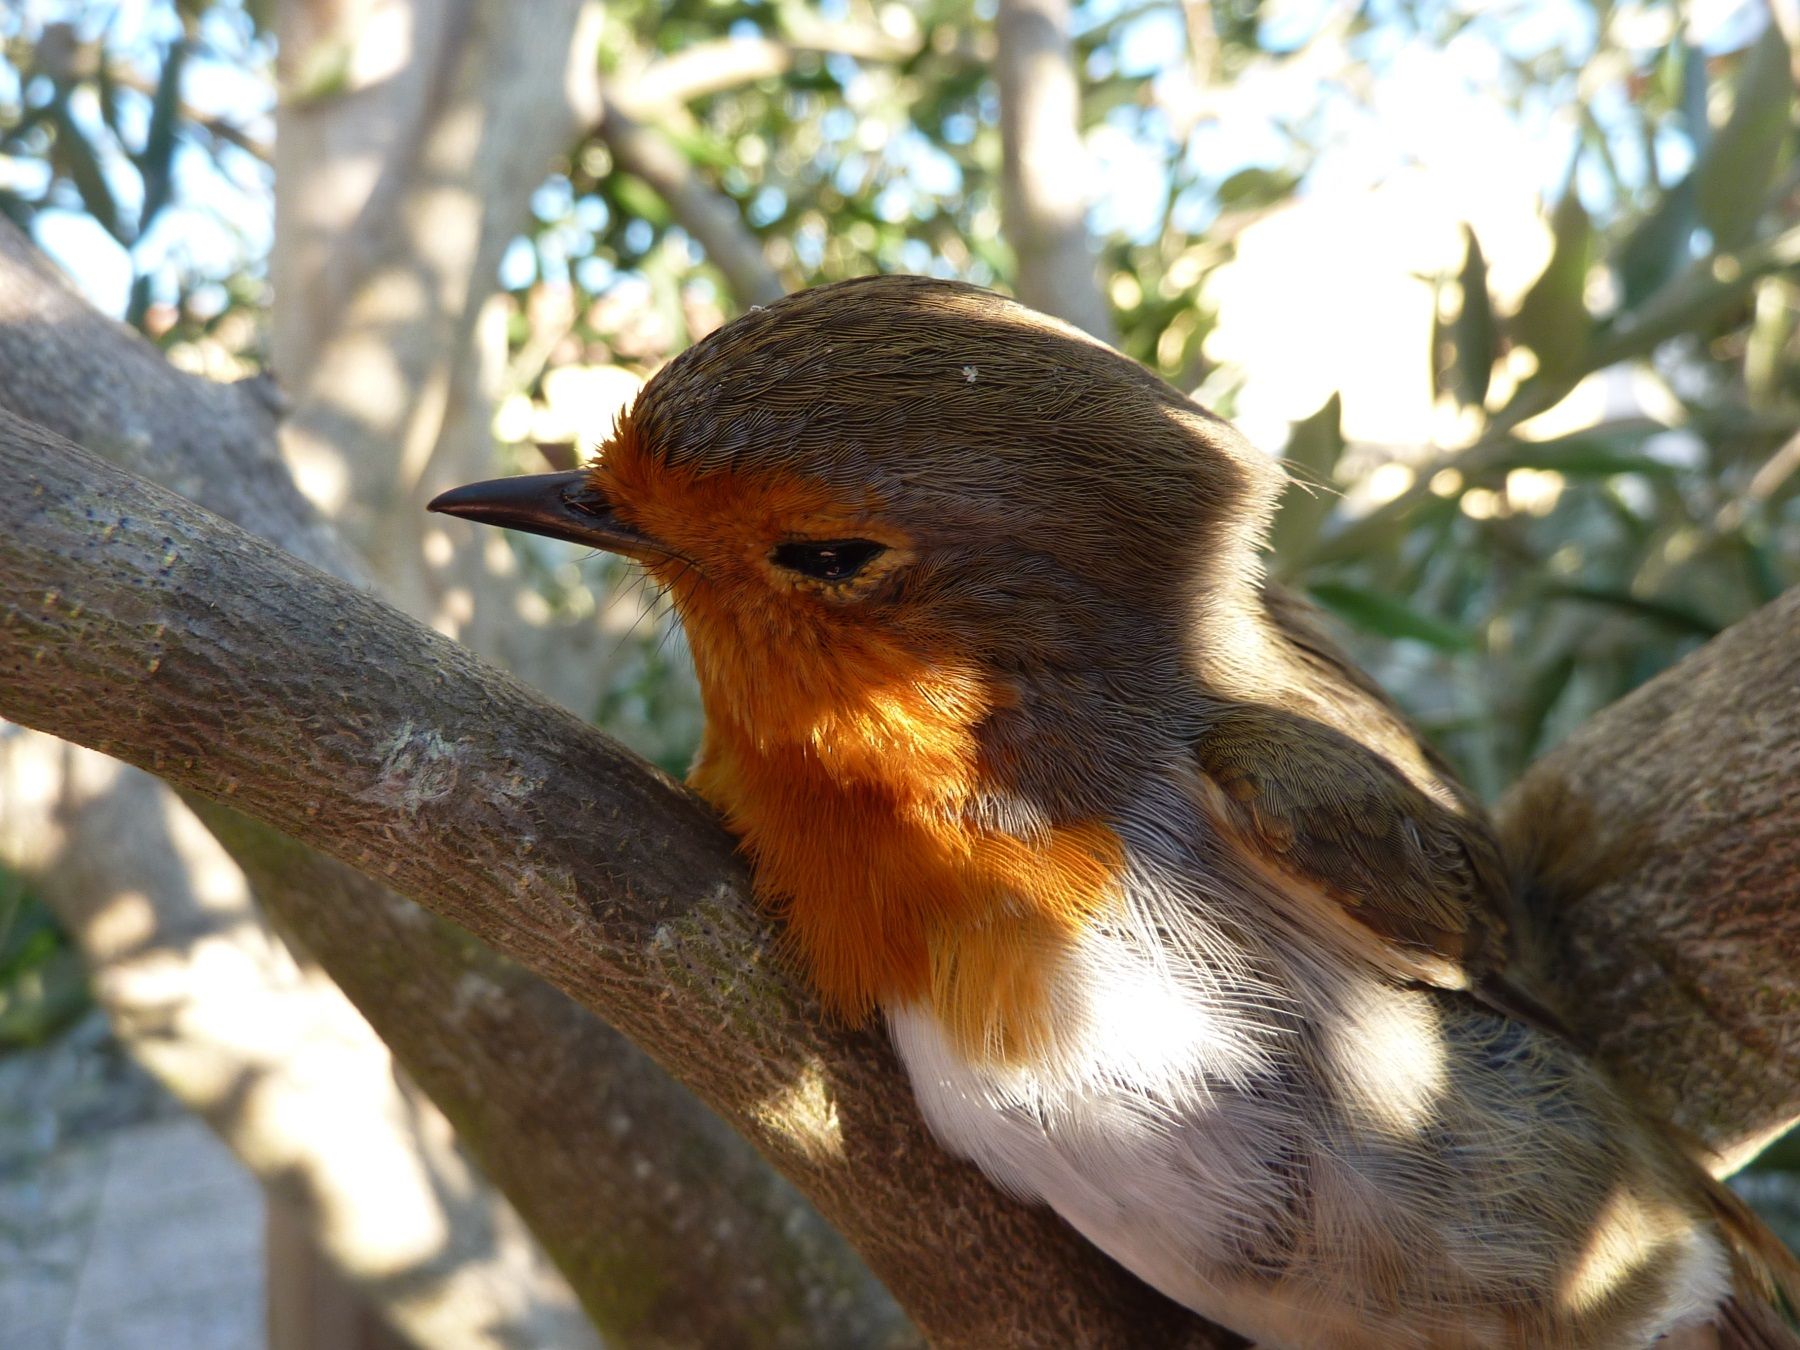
430,274,1798,1349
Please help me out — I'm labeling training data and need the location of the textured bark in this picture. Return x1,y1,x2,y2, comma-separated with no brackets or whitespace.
0,226,348,579
0,412,1228,1349
0,220,597,1350
0,219,908,1348
1500,588,1800,1175
995,0,1117,342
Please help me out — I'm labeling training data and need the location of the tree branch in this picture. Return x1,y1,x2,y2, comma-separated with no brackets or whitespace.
593,99,786,308
0,217,906,1346
995,0,1117,342
0,222,603,1349
616,18,991,113
191,798,909,1347
1499,587,1800,1175
0,411,1226,1348
567,10,787,310
622,23,919,112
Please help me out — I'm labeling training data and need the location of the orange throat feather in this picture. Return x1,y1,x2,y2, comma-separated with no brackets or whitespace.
686,658,1124,1065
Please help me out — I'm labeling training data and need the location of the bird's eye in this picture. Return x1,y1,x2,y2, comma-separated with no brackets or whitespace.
770,539,888,582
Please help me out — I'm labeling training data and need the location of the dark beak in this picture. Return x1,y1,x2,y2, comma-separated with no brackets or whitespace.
427,471,664,561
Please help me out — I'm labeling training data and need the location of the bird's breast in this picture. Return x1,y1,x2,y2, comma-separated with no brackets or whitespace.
884,867,1304,1322
692,721,1140,1051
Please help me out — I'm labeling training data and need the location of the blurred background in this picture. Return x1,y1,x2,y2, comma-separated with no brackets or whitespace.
1,0,1796,1345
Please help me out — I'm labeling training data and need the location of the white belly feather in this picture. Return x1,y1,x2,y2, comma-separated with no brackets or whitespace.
886,902,1305,1333
883,868,1730,1350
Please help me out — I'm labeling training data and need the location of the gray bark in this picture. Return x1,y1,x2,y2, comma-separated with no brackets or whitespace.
275,0,616,713
1500,588,1800,1174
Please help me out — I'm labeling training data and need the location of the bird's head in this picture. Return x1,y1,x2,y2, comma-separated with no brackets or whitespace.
432,275,1284,791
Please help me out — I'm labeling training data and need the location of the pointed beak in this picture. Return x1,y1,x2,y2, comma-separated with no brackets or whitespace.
427,470,665,561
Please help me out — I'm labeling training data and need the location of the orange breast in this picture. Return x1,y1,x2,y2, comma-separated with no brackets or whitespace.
692,694,1125,1066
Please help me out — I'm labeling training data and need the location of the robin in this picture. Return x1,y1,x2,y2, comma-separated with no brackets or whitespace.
431,275,1797,1348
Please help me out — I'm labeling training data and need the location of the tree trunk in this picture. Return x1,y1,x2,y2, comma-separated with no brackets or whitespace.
995,0,1117,342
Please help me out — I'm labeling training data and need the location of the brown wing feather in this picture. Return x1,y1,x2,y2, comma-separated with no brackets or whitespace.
1196,586,1566,1029
1195,704,1507,985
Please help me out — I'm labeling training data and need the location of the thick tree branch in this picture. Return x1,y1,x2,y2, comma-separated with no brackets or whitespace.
566,11,787,311
0,412,1225,1348
618,20,990,113
0,220,601,1348
995,0,1117,342
0,224,349,579
1499,586,1800,1175
0,218,905,1346
622,23,918,113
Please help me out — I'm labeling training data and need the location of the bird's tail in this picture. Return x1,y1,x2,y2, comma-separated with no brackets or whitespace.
1697,1170,1800,1349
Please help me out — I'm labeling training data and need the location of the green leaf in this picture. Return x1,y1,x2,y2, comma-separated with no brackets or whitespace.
0,880,90,1049
1542,582,1721,637
1449,225,1494,410
1308,581,1476,651
0,873,23,960
1440,225,1497,412
1730,527,1789,603
1696,25,1796,250
1484,436,1680,479
1681,32,1713,155
1510,185,1592,378
1216,166,1300,211
1616,174,1698,309
610,172,673,228
1268,393,1344,572
0,947,90,1050
662,125,738,172
1617,37,1706,308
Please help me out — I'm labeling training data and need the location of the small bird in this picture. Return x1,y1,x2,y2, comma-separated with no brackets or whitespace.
431,275,1797,1349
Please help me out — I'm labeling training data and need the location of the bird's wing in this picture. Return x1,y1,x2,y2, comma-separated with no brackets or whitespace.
1192,703,1553,1028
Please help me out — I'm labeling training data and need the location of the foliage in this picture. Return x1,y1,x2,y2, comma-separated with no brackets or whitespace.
495,0,1800,802
0,0,271,350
